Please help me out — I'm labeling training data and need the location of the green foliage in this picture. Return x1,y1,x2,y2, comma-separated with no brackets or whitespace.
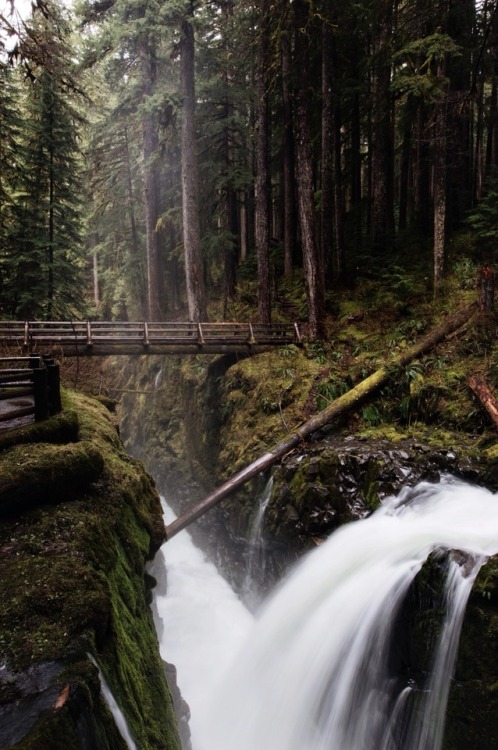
466,177,498,260
392,33,462,100
316,378,348,410
0,9,86,319
306,340,328,364
361,403,382,426
452,256,478,290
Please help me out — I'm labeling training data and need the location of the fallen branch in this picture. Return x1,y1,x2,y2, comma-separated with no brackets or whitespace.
165,302,477,539
468,375,498,429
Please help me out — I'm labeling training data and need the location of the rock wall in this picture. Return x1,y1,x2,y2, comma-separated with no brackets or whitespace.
0,391,182,750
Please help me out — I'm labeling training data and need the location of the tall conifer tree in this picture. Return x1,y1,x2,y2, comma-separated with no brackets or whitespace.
1,3,85,319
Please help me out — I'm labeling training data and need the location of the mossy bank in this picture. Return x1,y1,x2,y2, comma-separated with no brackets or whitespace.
0,391,181,750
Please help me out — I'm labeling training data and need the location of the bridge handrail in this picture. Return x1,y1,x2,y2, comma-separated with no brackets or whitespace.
0,320,302,348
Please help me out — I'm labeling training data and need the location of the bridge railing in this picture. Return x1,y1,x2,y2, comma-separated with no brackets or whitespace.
0,320,302,349
0,356,62,425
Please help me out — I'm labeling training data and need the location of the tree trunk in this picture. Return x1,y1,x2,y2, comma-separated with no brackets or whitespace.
123,125,145,317
92,248,100,308
140,41,162,321
398,95,415,232
433,68,448,297
331,27,345,281
479,265,495,312
370,0,395,246
180,11,207,322
321,19,335,283
445,0,475,227
293,0,325,338
350,87,362,253
255,2,272,324
165,301,477,539
47,113,54,320
469,376,498,429
222,0,238,300
281,21,296,277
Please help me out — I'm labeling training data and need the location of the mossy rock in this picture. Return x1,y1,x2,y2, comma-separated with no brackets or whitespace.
0,391,181,750
0,441,105,515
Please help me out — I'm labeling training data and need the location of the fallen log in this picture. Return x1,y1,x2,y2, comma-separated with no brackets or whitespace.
165,302,477,539
468,375,498,429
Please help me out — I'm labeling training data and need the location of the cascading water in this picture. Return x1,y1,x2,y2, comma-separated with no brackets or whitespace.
88,656,137,750
242,477,273,609
150,500,253,748
154,477,498,750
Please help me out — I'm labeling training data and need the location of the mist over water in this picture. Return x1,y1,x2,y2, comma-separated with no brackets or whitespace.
153,479,498,750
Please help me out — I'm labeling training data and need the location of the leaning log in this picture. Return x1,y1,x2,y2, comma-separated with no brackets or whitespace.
165,302,477,539
468,375,498,429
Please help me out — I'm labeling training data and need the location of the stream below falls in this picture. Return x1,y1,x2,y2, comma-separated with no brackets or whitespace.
150,477,498,750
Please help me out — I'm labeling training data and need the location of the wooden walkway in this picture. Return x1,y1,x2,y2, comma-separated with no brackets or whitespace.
0,321,302,356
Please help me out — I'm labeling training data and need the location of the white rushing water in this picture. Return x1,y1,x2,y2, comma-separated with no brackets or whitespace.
150,500,253,748
153,477,498,750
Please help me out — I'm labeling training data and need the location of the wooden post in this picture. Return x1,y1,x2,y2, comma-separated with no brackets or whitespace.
43,355,62,415
32,365,49,422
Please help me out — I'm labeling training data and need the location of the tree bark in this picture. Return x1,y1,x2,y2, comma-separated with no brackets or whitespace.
479,265,495,312
293,0,325,338
321,19,334,282
433,66,448,297
281,21,296,277
165,302,477,539
222,0,238,301
180,11,207,322
370,0,395,246
255,2,272,324
140,40,162,320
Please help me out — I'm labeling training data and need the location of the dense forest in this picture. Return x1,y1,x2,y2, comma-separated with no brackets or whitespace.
0,0,497,337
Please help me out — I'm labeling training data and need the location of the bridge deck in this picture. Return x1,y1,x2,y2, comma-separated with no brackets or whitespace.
0,321,302,356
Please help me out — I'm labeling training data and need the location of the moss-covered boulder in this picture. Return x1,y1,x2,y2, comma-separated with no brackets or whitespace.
0,391,181,750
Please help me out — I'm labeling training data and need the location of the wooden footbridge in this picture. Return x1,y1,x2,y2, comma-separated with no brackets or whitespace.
0,321,302,356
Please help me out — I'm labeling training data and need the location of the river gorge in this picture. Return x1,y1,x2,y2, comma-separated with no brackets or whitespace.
1,343,498,749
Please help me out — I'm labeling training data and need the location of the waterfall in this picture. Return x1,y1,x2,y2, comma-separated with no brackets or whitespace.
243,477,273,608
150,500,253,748
175,477,497,750
88,655,137,750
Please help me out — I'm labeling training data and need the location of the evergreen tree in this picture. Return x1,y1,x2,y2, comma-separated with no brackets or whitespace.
0,65,23,305
1,3,85,319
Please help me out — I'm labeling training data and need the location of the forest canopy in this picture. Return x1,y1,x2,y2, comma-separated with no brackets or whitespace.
0,0,497,336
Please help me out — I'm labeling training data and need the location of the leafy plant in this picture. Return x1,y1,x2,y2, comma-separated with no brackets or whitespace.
466,175,498,260
316,378,348,410
307,340,328,365
452,257,478,289
361,404,382,426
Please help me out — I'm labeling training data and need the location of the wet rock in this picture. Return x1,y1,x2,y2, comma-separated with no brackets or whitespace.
242,435,491,586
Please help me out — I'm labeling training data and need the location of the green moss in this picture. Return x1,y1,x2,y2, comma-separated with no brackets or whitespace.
0,441,105,515
0,409,79,451
0,390,180,750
